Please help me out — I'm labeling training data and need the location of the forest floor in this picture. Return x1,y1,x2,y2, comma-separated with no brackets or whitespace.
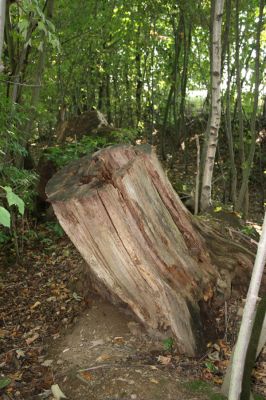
0,145,265,400
1,222,265,400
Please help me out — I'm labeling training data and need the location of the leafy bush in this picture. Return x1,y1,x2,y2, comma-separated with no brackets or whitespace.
44,129,140,169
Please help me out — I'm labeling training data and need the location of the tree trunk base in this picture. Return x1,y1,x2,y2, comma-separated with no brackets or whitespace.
46,144,258,356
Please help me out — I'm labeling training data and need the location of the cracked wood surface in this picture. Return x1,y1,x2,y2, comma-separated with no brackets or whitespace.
46,145,222,356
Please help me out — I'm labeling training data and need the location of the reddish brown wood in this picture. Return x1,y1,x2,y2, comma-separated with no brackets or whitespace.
46,144,255,356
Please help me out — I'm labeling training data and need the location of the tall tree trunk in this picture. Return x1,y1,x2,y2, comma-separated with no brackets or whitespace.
224,0,237,207
160,12,183,159
135,24,143,127
236,0,264,212
179,19,192,150
199,0,215,202
19,0,54,167
228,212,266,400
235,0,246,206
0,0,6,72
200,0,225,211
106,74,112,124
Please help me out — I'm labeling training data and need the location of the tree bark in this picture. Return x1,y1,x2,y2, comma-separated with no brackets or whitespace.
46,144,256,357
236,0,264,213
0,0,6,72
224,0,237,207
200,0,224,211
228,212,266,400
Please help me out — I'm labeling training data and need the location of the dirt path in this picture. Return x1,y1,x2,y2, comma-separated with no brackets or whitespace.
46,297,224,400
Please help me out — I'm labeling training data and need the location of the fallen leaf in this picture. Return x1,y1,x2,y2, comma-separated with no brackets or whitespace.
157,355,172,365
150,378,159,384
16,349,25,359
208,351,220,361
79,371,94,381
42,359,53,367
96,353,111,362
26,333,39,345
0,329,8,338
51,384,67,399
30,301,41,310
113,336,125,344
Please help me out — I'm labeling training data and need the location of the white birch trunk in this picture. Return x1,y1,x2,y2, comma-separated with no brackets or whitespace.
0,0,6,72
228,213,266,400
200,0,224,211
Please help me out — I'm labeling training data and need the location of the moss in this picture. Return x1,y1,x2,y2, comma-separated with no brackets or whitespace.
183,380,227,400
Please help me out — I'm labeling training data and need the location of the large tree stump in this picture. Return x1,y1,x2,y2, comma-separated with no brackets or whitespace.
46,144,255,356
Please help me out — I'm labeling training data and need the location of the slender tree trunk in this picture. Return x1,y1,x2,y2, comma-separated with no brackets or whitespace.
160,12,183,159
199,0,215,202
0,0,6,72
235,0,246,204
179,19,192,172
135,24,143,127
105,74,112,124
200,0,225,211
224,0,237,207
236,0,264,212
228,212,266,400
18,0,54,167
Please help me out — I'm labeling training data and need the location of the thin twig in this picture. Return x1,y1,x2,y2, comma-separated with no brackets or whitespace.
0,78,41,87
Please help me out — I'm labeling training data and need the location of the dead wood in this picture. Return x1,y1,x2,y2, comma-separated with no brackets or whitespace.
46,144,256,356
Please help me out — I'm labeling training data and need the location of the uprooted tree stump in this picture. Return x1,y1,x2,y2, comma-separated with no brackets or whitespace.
46,144,256,356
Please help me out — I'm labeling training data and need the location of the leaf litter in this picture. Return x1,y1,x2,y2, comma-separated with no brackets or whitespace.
0,221,265,399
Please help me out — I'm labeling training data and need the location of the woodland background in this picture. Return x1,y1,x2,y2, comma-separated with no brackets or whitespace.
0,0,265,231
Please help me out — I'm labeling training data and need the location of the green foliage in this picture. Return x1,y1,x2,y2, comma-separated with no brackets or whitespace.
110,128,140,144
240,225,258,237
183,380,226,400
44,136,111,168
44,222,64,238
204,361,219,373
163,337,174,351
0,377,11,390
1,167,38,212
2,186,25,215
0,207,11,228
0,187,25,228
44,130,140,169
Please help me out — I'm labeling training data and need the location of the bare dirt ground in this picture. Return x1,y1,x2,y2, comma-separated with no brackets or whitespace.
46,297,225,400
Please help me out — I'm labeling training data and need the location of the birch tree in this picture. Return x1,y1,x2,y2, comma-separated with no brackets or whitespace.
200,0,224,211
228,212,266,400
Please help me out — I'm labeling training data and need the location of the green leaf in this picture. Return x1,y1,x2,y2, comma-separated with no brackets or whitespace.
163,337,174,351
0,377,11,389
38,20,47,35
7,192,25,215
2,186,25,215
204,361,218,373
0,207,10,228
